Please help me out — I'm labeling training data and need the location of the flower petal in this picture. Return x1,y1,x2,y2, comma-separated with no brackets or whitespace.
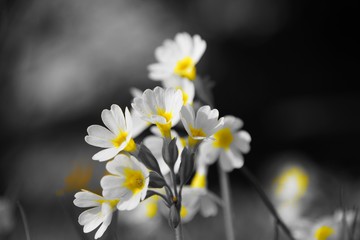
87,125,115,140
233,130,251,153
74,190,102,208
94,213,113,239
92,148,120,162
85,136,113,148
198,140,220,165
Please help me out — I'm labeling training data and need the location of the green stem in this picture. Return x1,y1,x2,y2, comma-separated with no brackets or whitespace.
175,221,184,240
218,162,235,240
17,201,31,240
241,166,295,240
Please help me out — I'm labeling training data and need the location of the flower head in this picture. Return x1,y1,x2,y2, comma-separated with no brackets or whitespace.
131,86,183,138
101,154,149,211
73,190,119,239
129,87,151,138
167,153,220,223
197,115,250,172
56,162,93,196
85,104,136,161
180,105,224,147
148,32,206,82
274,166,309,203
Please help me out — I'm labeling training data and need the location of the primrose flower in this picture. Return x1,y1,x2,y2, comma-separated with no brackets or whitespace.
85,105,136,161
175,186,220,223
197,115,250,172
143,126,185,175
129,87,151,138
119,194,163,224
73,190,119,239
163,78,195,105
274,166,309,203
148,32,206,81
56,162,93,196
131,86,183,138
180,104,224,148
167,154,220,223
101,154,149,211
305,209,358,240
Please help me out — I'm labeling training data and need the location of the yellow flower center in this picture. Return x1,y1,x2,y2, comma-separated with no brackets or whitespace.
122,168,145,194
175,87,189,105
190,172,207,189
157,108,173,122
180,206,188,218
314,226,335,240
174,56,196,80
145,196,159,218
275,167,309,201
112,131,128,148
124,138,137,152
96,199,120,209
179,137,187,148
189,125,206,138
156,108,173,138
213,128,233,149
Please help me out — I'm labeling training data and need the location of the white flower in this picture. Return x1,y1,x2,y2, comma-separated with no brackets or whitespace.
129,87,151,138
273,166,309,203
148,32,206,82
131,86,183,138
298,209,358,240
174,186,220,223
143,126,185,175
180,105,224,147
119,194,163,224
101,154,149,211
164,155,221,223
85,104,136,161
73,190,119,239
197,115,250,172
162,78,195,105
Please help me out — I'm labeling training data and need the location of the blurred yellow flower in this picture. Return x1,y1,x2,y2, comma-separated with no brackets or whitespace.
274,166,309,203
56,162,93,196
314,225,335,240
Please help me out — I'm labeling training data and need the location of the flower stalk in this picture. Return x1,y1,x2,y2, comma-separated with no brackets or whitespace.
218,162,235,240
175,222,184,240
241,166,295,240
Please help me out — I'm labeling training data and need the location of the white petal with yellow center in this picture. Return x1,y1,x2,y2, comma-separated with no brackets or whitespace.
101,154,149,211
74,190,118,239
148,32,206,82
85,105,135,161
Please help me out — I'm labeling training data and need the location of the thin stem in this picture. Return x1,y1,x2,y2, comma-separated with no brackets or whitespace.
241,166,296,240
175,221,184,240
218,162,235,240
349,206,358,240
17,201,31,240
147,189,171,206
274,220,279,240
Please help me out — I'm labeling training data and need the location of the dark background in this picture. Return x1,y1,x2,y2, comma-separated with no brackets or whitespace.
0,0,359,239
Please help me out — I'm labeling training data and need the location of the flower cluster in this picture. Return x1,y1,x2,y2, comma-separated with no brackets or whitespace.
74,32,251,239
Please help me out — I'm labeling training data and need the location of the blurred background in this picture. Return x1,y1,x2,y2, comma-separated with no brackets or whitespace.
0,0,359,239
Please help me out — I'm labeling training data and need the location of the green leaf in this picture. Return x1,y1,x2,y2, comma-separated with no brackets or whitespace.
148,171,167,188
137,143,162,175
178,147,195,188
162,137,179,171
